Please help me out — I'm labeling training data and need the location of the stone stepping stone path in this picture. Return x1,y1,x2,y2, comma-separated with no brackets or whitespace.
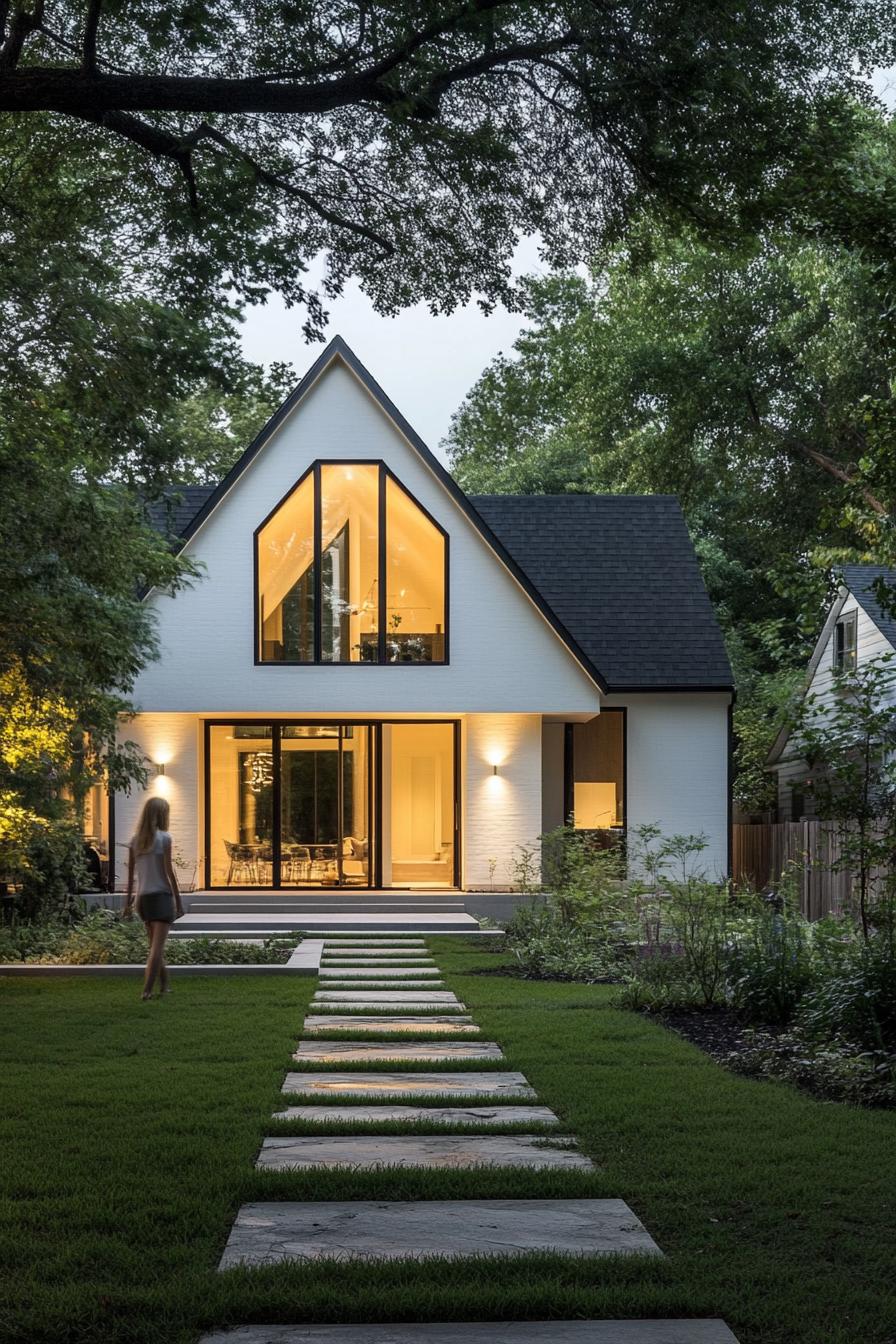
322,940,427,948
319,966,443,978
210,934,740,1343
321,957,436,964
317,983,445,994
312,1001,467,1013
256,1134,593,1171
282,1071,536,1098
314,990,463,1004
293,1041,504,1063
302,1015,480,1034
200,1323,739,1343
272,1104,562,1127
220,1197,659,1267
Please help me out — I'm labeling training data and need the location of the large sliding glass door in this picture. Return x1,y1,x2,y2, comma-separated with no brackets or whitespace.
205,719,458,889
206,722,374,888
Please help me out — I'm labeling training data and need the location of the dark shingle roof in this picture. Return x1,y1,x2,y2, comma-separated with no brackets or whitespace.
146,486,216,542
470,494,732,690
840,564,896,650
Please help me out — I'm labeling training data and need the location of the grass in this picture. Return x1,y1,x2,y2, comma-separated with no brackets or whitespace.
1,938,895,1342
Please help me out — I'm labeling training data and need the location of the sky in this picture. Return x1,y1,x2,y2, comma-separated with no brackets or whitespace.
239,67,896,465
238,234,544,464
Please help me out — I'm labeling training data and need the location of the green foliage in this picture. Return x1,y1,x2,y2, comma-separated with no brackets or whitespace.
731,1034,896,1108
503,905,625,984
726,881,817,1024
0,910,296,965
0,115,297,887
446,141,896,808
796,911,896,1059
539,826,627,927
4,2,891,331
795,653,896,935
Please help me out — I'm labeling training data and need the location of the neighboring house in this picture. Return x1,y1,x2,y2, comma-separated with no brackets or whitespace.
89,337,733,892
767,565,896,821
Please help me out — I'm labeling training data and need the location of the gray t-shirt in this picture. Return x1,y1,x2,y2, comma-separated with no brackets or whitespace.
129,830,173,896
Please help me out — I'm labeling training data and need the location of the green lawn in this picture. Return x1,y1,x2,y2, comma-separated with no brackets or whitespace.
1,939,895,1343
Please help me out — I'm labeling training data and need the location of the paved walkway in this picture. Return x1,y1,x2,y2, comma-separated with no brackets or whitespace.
204,936,740,1342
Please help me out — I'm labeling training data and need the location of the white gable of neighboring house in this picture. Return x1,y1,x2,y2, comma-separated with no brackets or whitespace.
768,583,896,817
133,351,602,716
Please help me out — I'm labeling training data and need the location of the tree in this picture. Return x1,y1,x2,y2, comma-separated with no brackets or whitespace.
1,2,892,328
796,655,896,938
0,116,295,894
445,189,896,806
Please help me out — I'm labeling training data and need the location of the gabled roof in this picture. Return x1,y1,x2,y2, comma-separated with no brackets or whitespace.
766,564,896,766
470,494,732,690
146,336,733,693
838,565,896,651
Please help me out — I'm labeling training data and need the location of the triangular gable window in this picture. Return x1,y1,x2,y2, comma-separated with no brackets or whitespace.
255,462,448,664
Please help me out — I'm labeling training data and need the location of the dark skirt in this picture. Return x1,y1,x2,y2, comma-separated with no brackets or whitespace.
139,890,176,924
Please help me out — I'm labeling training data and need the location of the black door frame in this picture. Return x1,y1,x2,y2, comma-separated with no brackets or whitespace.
203,717,461,890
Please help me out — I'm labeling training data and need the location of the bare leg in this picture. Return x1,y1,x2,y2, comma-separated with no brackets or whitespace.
142,921,170,997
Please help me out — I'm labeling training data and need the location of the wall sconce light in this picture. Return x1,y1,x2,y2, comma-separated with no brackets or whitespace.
492,763,498,776
154,762,166,777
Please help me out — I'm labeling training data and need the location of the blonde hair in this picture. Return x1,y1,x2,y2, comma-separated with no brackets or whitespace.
133,796,170,855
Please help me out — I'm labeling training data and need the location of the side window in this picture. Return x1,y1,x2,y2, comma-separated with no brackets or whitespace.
833,611,857,673
569,712,625,830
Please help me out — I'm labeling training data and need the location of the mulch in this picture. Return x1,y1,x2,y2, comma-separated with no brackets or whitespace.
655,1007,786,1063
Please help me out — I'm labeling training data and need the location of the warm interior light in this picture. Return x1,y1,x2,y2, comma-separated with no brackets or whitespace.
155,761,166,777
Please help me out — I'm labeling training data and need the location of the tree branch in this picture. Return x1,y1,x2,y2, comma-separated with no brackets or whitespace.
0,0,44,72
0,26,577,117
743,383,887,515
82,0,102,75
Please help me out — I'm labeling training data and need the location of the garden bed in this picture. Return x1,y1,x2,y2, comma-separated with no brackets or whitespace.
0,910,299,965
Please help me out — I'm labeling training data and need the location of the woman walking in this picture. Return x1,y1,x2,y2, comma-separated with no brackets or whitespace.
123,797,184,999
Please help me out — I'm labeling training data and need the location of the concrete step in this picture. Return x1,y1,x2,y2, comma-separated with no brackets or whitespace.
282,1071,535,1099
293,1041,504,1064
255,1134,592,1171
218,1198,661,1268
301,1015,479,1034
174,913,479,933
271,1104,561,1127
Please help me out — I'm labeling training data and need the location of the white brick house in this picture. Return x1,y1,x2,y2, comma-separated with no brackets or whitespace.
89,338,733,891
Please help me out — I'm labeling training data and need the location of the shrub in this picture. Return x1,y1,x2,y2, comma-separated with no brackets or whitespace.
616,952,708,1013
797,922,896,1059
727,882,816,1024
504,903,626,982
731,1034,896,1108
0,909,297,964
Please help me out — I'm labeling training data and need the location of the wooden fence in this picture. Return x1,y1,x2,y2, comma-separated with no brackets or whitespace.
732,820,874,920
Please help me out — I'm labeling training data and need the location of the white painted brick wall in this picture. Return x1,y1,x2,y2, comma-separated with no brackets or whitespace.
113,714,200,890
463,713,543,888
132,359,601,716
603,693,730,880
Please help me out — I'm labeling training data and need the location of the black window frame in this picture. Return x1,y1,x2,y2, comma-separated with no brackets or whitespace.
833,610,858,674
562,707,627,834
253,459,449,666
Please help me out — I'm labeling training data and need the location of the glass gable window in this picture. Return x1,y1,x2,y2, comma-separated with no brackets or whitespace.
257,472,315,662
255,462,447,664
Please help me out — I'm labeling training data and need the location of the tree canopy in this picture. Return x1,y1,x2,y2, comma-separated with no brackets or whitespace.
445,167,896,808
2,1,893,327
